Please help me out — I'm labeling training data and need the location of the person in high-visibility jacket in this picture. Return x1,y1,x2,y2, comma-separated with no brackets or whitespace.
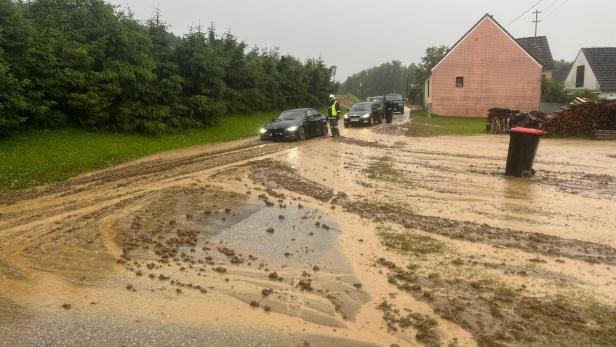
327,94,341,137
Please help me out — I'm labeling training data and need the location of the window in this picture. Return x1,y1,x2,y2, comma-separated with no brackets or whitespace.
576,66,585,88
427,80,430,97
456,76,464,88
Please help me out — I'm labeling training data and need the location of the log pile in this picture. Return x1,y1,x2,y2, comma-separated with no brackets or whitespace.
510,111,546,129
593,130,616,140
542,100,616,137
487,108,518,134
487,108,546,134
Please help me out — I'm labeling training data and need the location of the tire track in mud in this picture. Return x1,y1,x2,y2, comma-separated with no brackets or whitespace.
0,140,293,207
0,141,297,231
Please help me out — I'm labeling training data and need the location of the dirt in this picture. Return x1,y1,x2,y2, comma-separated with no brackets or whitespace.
345,199,616,266
1,108,616,346
376,255,616,347
248,158,335,202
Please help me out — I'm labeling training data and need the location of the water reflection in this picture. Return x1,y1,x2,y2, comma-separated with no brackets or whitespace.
286,147,300,170
500,176,537,212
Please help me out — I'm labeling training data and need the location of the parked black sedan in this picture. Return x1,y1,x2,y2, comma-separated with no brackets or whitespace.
260,108,328,141
344,102,384,127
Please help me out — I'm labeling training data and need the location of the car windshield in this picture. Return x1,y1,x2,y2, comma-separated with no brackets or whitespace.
385,95,402,101
351,104,371,112
276,110,306,120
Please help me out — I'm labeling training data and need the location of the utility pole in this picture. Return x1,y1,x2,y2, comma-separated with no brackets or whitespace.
532,10,541,37
405,75,410,103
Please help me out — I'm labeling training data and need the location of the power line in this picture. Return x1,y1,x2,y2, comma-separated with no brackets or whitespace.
544,0,570,19
506,0,545,27
541,0,560,12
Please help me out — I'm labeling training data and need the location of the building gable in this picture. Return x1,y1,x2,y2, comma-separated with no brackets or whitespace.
516,36,554,71
582,47,616,91
431,14,543,73
565,49,600,91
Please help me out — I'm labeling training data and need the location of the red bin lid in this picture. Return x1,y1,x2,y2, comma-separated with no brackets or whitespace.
510,127,545,135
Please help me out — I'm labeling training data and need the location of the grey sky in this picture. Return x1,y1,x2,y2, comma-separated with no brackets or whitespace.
109,0,614,80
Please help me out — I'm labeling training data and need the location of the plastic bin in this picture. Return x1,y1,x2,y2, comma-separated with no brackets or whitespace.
505,127,545,177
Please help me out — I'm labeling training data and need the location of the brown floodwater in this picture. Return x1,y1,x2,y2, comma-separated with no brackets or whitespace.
1,109,615,346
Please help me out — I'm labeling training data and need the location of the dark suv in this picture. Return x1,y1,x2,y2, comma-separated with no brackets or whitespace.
384,94,405,114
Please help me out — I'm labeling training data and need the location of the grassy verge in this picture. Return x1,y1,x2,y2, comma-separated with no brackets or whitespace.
408,110,485,136
0,112,275,191
338,94,362,104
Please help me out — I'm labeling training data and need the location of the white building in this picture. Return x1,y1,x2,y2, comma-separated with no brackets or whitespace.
564,48,616,100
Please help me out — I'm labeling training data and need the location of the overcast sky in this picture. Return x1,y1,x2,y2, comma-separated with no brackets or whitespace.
109,0,615,80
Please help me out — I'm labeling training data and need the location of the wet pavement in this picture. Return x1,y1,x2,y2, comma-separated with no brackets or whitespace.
1,108,616,346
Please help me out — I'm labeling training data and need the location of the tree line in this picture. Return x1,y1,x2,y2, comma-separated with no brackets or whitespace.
0,0,333,135
339,61,417,101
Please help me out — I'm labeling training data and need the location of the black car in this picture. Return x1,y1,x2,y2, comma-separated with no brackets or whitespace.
367,96,385,116
384,94,405,114
260,108,327,141
368,96,385,109
344,102,383,127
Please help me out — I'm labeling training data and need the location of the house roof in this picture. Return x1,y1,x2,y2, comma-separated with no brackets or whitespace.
430,14,543,73
516,36,554,70
553,67,570,82
582,47,616,91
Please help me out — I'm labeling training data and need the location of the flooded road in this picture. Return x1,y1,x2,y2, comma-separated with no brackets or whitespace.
1,109,615,346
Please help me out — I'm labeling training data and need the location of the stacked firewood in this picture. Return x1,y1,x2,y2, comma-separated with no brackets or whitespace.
542,100,616,136
486,108,518,134
486,108,546,134
510,111,546,129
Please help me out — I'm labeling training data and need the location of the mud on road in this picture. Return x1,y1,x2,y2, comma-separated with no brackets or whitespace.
1,110,616,346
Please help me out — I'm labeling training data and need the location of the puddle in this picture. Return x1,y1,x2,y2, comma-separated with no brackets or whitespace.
195,200,370,326
203,202,341,268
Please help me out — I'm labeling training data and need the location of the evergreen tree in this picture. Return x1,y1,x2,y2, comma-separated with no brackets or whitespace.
340,61,417,100
0,0,334,135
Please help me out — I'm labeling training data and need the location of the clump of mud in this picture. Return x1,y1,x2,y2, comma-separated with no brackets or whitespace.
333,137,390,148
378,301,441,347
248,159,334,202
364,157,404,183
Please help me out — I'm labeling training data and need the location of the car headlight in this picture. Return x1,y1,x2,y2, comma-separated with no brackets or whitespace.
286,125,298,132
361,114,370,119
344,114,349,119
260,128,267,134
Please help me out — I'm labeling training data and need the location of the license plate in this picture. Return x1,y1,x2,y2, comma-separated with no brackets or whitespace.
350,119,359,122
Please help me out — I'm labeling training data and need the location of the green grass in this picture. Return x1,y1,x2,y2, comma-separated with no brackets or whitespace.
0,112,275,191
338,94,362,104
378,227,445,255
408,110,485,136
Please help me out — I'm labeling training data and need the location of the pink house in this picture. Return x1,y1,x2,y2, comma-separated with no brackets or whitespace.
425,14,546,117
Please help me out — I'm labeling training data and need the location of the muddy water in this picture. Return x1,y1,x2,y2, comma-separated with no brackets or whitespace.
1,109,616,346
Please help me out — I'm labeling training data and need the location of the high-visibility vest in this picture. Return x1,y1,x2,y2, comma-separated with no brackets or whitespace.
330,101,338,117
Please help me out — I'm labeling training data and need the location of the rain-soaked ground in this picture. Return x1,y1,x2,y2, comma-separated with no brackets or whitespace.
1,109,616,347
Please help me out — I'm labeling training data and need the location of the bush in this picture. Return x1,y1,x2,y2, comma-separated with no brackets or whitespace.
541,77,567,103
566,89,599,103
0,0,333,136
